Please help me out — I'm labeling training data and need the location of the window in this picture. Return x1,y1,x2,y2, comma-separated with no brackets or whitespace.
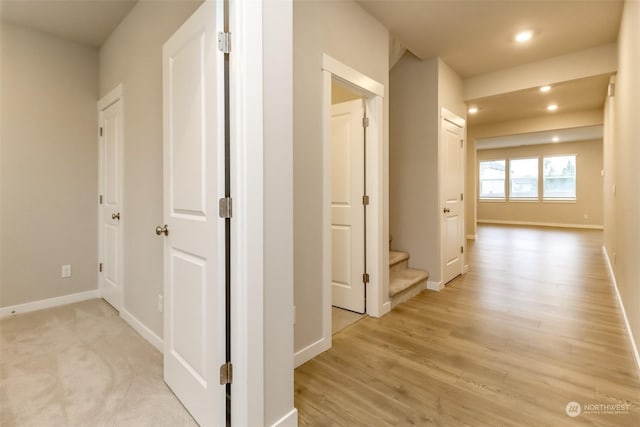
543,155,576,199
509,158,538,199
479,160,505,199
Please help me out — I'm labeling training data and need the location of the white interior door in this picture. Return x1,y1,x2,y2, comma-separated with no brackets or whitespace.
98,94,123,311
331,99,366,313
161,1,225,426
441,115,465,284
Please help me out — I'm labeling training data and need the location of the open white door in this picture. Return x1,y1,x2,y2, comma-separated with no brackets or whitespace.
331,99,366,313
98,88,123,311
441,111,465,284
161,1,226,426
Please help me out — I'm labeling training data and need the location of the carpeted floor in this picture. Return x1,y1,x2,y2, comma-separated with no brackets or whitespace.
0,299,197,426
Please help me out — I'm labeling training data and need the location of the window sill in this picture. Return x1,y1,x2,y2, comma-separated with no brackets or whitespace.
479,198,505,203
508,198,539,203
543,199,577,204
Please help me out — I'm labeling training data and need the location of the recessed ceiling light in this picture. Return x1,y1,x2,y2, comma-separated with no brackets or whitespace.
547,104,558,112
552,136,559,142
515,31,533,43
540,85,551,92
468,107,479,114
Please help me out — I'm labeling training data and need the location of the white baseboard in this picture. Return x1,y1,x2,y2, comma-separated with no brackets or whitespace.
120,309,163,352
381,301,391,315
270,408,298,427
294,336,330,368
426,280,444,291
0,289,99,318
602,246,640,380
466,234,477,240
477,219,603,230
463,264,470,274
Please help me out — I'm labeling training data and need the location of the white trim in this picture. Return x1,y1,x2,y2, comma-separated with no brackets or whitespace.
466,234,477,240
463,264,470,274
0,290,99,318
320,55,387,369
602,247,640,380
270,408,298,427
322,53,384,97
477,219,603,230
382,301,391,315
230,1,264,425
427,280,444,291
120,309,163,352
294,337,330,368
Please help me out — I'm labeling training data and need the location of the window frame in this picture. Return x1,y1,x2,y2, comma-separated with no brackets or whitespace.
542,154,577,202
508,156,540,202
478,159,506,202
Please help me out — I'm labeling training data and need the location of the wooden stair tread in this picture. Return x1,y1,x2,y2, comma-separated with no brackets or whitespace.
389,268,428,297
389,250,409,266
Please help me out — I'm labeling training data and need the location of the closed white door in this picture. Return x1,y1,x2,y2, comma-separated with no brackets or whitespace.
331,99,366,313
98,95,123,311
441,115,465,284
161,1,225,426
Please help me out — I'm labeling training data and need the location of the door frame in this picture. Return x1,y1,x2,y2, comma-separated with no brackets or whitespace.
439,107,466,286
97,84,124,311
321,54,387,352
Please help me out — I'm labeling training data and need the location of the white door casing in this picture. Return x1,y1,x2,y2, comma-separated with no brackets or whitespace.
98,87,123,311
331,99,366,313
440,109,465,285
161,1,225,426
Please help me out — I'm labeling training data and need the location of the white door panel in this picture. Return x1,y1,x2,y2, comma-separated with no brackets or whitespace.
331,99,365,313
99,97,123,311
162,1,225,425
441,117,464,284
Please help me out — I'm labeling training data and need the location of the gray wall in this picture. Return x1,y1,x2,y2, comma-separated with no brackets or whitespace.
293,0,389,352
0,22,98,307
98,0,201,336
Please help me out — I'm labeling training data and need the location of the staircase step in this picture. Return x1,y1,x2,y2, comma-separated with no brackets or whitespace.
389,268,428,297
389,250,409,267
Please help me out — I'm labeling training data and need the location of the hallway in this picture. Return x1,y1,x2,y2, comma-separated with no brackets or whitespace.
295,225,640,426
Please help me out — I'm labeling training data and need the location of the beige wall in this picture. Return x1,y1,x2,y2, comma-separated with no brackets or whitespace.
0,22,98,307
293,0,389,352
98,0,201,336
604,0,640,364
466,109,605,237
477,140,603,227
389,54,465,283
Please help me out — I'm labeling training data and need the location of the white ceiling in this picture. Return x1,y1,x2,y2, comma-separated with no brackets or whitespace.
476,125,604,150
0,0,138,47
359,0,624,78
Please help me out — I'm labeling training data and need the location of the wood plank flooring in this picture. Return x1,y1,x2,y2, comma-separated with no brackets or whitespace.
295,225,640,426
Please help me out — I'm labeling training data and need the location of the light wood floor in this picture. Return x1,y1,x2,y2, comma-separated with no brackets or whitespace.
295,225,640,426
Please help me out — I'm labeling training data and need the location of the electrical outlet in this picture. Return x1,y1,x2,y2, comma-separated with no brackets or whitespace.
583,214,589,220
293,306,296,325
61,265,72,278
613,252,617,265
158,295,164,313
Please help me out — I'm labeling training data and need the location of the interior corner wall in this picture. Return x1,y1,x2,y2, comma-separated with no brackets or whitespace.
98,0,201,337
0,22,98,307
293,0,389,353
389,53,439,279
607,0,640,363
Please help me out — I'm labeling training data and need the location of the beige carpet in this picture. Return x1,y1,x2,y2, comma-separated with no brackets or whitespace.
0,299,197,427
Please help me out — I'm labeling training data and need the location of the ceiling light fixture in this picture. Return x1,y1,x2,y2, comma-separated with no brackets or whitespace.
468,107,478,114
540,85,551,92
515,30,533,43
552,136,559,142
547,104,558,112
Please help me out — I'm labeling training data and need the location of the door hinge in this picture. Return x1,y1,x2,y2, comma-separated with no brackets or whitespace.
99,194,103,204
460,193,463,201
219,197,232,219
460,139,464,148
220,362,233,385
99,127,103,137
99,263,103,273
362,195,369,205
362,116,369,128
608,82,615,97
461,246,464,254
363,273,370,283
218,32,231,53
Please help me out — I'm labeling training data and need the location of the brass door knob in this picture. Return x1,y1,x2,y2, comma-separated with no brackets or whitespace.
155,224,169,236
112,212,121,220
443,207,450,214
